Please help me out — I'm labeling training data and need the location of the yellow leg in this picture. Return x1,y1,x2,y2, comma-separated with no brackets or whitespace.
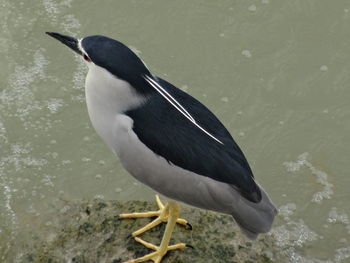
124,202,186,263
119,195,190,237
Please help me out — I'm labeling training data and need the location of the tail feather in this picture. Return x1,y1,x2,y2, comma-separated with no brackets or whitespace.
231,183,278,239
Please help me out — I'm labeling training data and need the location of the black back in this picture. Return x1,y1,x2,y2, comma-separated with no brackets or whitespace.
126,77,262,203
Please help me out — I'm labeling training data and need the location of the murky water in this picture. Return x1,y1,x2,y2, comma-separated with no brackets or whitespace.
1,0,350,262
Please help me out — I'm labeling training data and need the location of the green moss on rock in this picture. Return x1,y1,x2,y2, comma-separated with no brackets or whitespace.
20,200,279,263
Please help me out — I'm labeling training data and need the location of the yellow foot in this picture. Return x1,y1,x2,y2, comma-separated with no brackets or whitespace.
123,201,186,263
124,237,186,263
119,195,190,237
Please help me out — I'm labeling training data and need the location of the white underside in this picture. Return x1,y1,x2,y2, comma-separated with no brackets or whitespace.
84,63,277,237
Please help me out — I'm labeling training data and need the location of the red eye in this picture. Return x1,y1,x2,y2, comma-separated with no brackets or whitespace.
83,54,91,62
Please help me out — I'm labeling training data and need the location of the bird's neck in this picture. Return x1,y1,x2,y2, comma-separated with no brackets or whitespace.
84,64,146,143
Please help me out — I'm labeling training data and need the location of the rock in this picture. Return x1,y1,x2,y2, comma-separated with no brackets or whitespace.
22,200,278,263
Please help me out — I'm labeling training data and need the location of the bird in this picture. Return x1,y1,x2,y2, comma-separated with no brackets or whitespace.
46,32,278,263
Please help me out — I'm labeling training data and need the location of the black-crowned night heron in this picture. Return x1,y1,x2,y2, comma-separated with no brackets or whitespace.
46,32,277,263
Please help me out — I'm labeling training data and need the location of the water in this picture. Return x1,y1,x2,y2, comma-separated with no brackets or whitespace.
1,0,350,262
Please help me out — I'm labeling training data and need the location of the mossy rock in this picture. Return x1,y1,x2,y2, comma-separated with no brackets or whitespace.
21,200,279,263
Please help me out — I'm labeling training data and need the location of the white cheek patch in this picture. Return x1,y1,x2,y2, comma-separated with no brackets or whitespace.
78,38,85,54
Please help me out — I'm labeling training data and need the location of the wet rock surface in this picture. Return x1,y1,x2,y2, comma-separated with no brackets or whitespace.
22,200,281,263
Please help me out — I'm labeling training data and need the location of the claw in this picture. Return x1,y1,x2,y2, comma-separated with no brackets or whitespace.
185,222,193,230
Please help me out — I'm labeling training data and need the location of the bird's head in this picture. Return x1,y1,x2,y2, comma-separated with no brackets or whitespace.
46,32,153,95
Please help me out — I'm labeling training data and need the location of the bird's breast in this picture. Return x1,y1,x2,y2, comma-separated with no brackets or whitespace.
84,63,145,148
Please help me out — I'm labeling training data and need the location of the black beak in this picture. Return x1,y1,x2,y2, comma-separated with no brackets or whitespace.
46,32,82,56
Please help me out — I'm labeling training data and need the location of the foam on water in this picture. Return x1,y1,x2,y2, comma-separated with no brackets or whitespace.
328,207,350,235
42,0,74,27
283,152,334,204
272,203,319,249
1,143,48,172
70,56,87,102
241,49,252,58
0,180,17,227
271,205,350,263
61,14,81,34
47,98,64,113
1,50,48,128
0,120,7,143
274,153,350,263
0,0,83,260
